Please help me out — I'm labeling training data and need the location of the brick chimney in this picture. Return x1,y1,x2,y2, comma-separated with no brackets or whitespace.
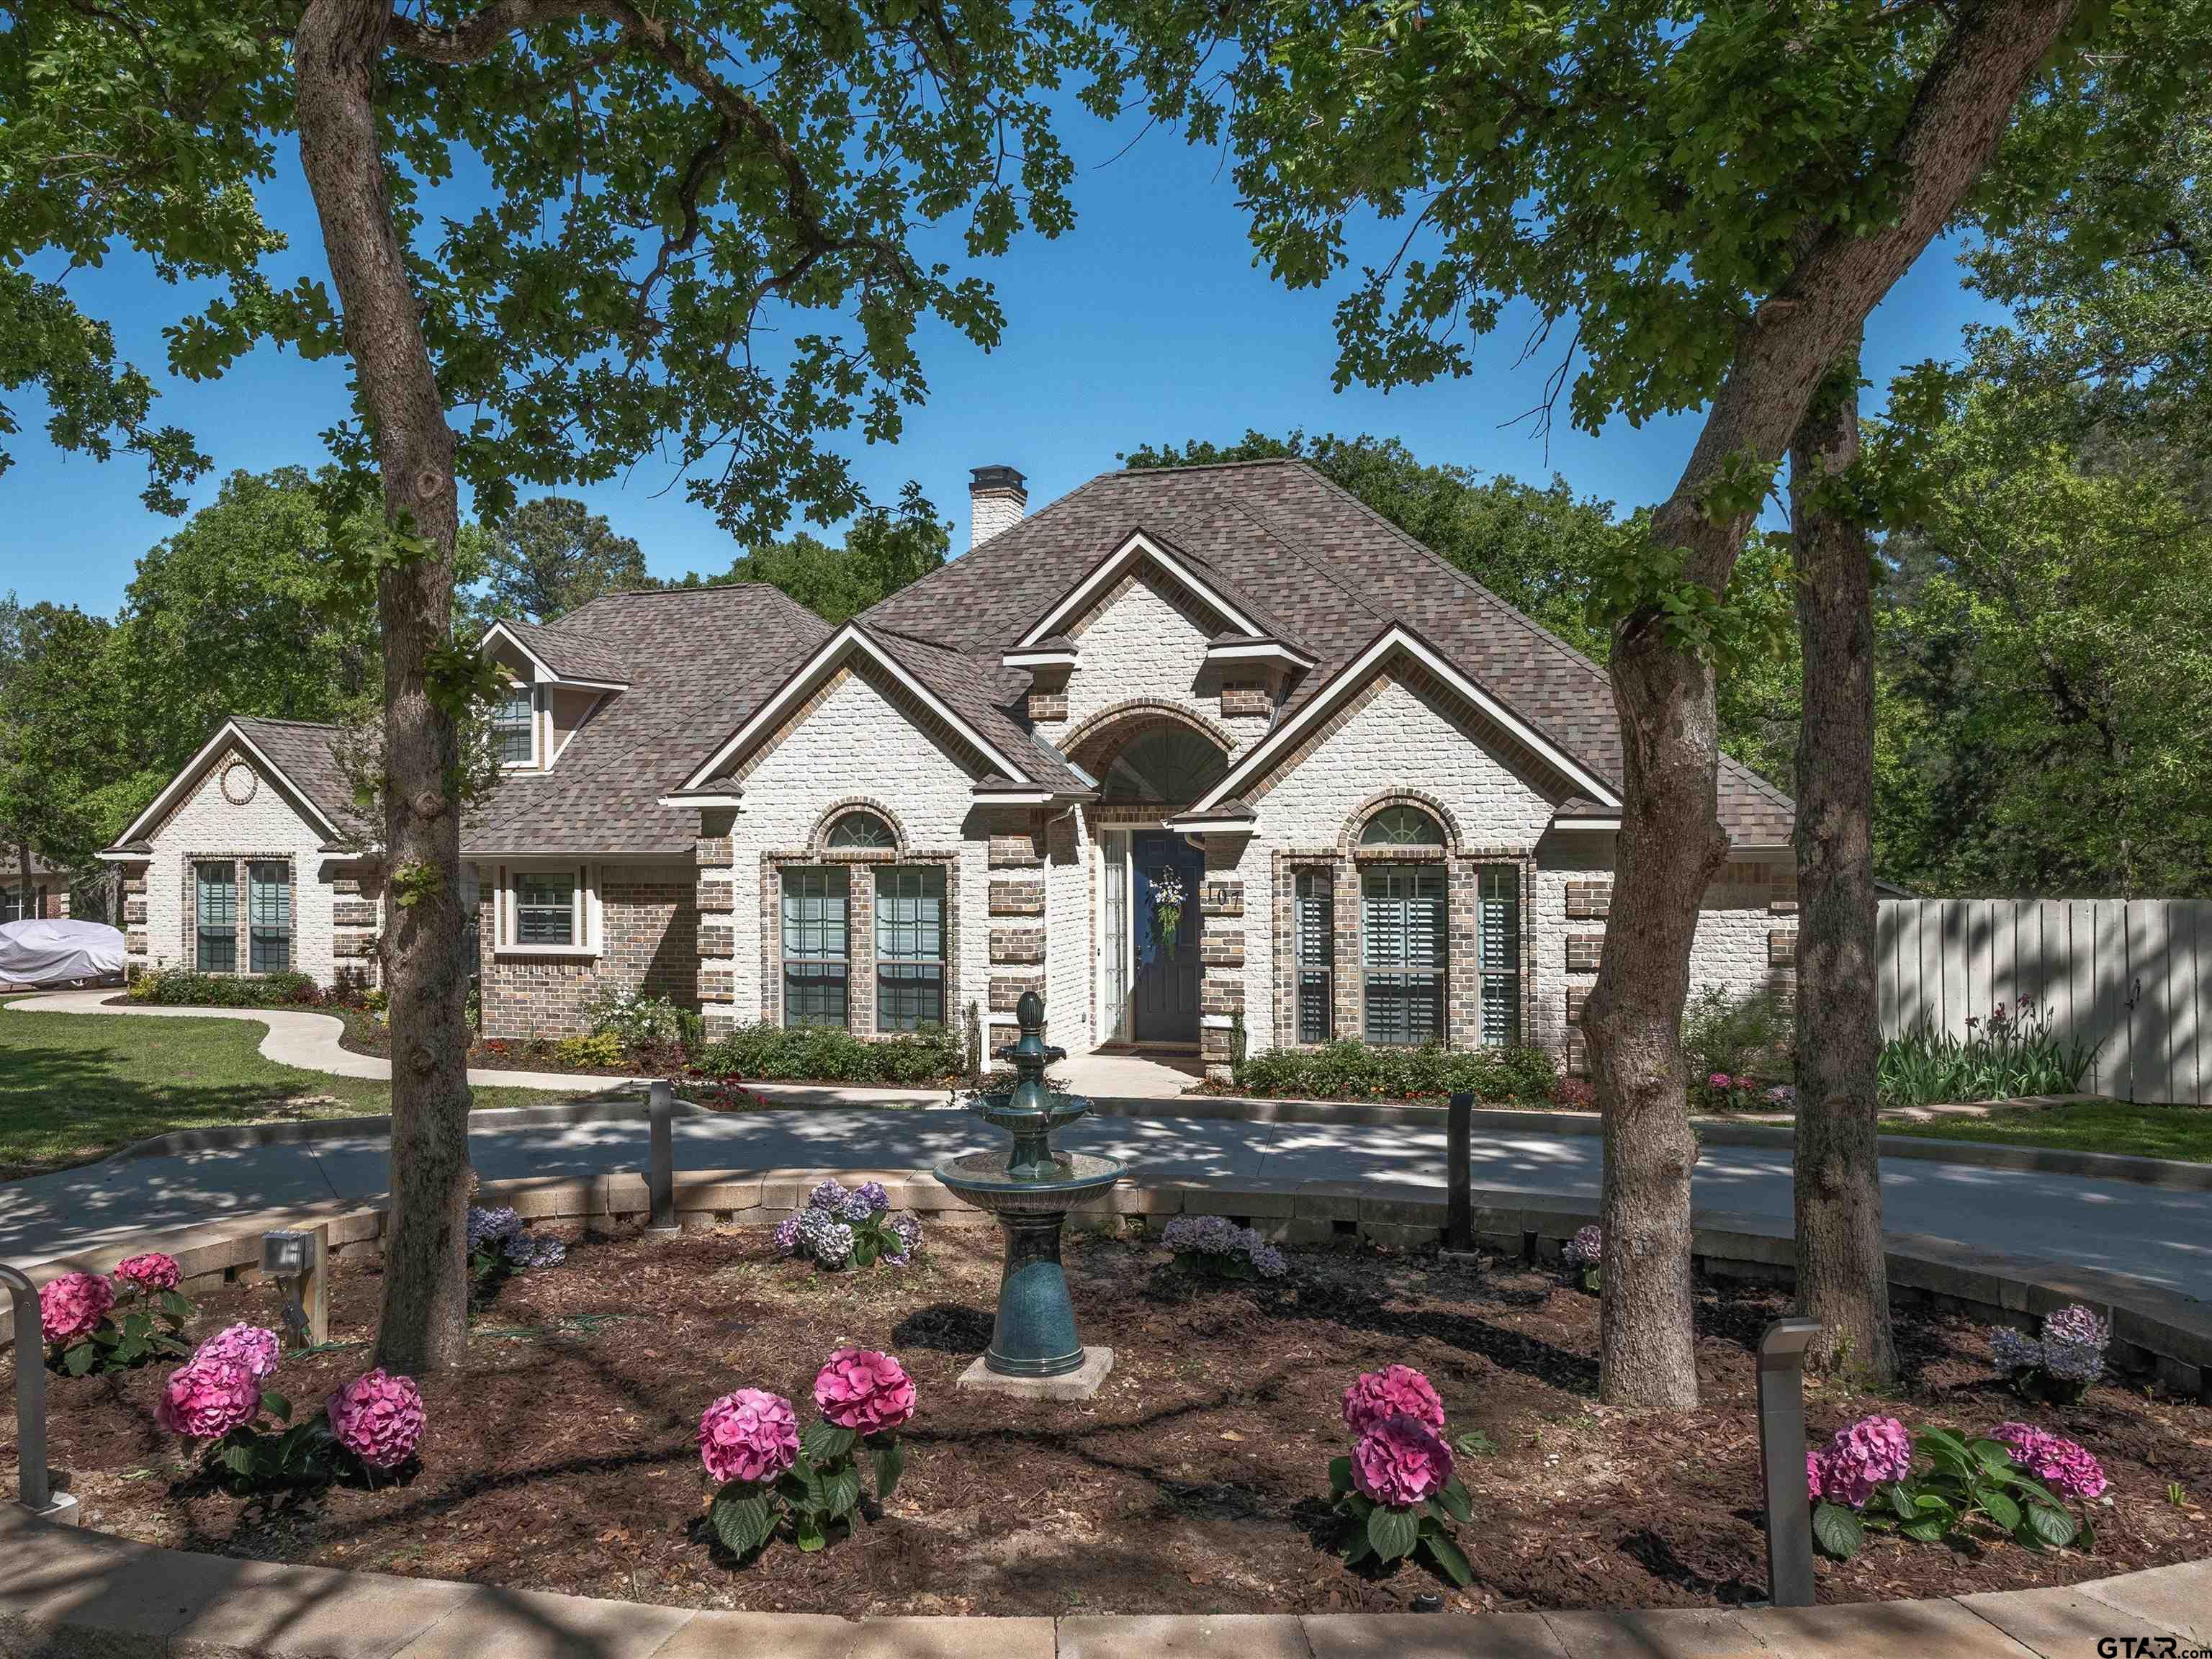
968,464,1027,549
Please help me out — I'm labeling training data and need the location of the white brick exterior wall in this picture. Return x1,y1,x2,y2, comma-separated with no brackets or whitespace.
1032,571,1267,757
1225,673,1556,1053
703,663,989,1027
140,752,345,984
1043,804,1092,1051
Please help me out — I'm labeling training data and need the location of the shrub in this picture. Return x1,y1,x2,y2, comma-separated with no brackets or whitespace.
1878,1000,2098,1108
1560,1226,1602,1293
774,1180,918,1270
1161,1215,1287,1280
1681,984,1793,1084
1809,1416,2097,1560
128,968,321,1008
585,986,691,1062
1550,1076,1596,1110
42,1259,195,1376
1326,1367,1473,1586
552,1030,628,1070
700,1350,914,1560
1989,1305,2108,1403
466,1205,566,1285
158,1331,425,1493
1232,1040,1557,1103
693,1022,963,1086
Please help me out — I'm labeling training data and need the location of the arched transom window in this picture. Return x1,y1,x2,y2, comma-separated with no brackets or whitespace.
1097,725,1229,804
1359,804,1447,848
825,810,896,851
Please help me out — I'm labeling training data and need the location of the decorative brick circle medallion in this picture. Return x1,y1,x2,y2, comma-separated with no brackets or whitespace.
221,762,258,805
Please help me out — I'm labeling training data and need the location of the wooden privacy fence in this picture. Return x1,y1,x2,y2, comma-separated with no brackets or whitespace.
1876,899,2210,1105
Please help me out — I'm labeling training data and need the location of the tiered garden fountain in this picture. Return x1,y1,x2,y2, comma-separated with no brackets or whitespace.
933,990,1123,1397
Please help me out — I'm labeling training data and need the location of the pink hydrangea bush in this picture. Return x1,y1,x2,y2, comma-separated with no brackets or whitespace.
1352,1416,1456,1507
114,1252,181,1293
702,1351,920,1561
42,1258,194,1376
1990,1422,2108,1501
326,1370,428,1473
155,1354,262,1439
38,1272,113,1348
1327,1366,1473,1587
1807,1415,1913,1507
698,1389,801,1486
1809,1416,2099,1560
1341,1365,1447,1437
814,1349,916,1436
196,1323,282,1381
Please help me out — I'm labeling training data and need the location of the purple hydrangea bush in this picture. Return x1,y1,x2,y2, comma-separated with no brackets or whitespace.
776,1179,919,1272
465,1205,567,1287
1560,1226,1602,1293
1325,1366,1473,1587
1989,1303,2109,1403
1161,1214,1287,1282
700,1349,917,1560
1807,1413,2100,1560
40,1254,196,1377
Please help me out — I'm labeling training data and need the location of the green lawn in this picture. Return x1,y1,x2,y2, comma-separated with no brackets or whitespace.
1880,1099,2212,1164
0,1001,596,1179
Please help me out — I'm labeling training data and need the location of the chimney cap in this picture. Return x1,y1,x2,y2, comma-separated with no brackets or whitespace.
970,464,1027,494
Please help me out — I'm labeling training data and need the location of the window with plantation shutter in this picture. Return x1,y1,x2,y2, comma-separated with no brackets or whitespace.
781,867,849,1028
195,862,237,972
1362,865,1444,1046
1295,868,1334,1043
1475,866,1521,1046
248,861,292,973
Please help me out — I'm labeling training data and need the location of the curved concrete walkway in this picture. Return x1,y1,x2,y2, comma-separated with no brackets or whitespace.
2,987,660,1091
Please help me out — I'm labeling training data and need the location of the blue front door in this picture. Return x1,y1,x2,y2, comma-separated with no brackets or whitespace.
1131,832,1205,1044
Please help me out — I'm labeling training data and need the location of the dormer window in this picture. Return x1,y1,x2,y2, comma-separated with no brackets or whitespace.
492,684,536,767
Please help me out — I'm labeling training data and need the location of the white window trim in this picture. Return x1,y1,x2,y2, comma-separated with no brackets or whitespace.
492,861,602,957
493,681,542,771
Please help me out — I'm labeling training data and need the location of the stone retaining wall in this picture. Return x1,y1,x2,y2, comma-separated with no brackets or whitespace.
6,1169,2207,1403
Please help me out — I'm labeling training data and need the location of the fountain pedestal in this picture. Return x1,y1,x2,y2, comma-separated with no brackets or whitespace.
934,992,1123,1401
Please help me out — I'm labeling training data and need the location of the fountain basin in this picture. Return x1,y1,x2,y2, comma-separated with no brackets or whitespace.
932,1149,1124,1215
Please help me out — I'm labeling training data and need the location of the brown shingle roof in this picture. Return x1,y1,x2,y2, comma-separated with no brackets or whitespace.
231,718,360,837
466,585,830,854
495,619,634,685
860,459,1794,842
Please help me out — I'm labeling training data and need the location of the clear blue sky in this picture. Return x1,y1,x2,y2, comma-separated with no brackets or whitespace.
0,106,2000,618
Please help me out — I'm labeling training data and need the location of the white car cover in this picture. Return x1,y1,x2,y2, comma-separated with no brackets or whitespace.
0,918,125,986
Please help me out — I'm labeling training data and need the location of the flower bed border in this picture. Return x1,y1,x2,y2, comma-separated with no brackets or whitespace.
0,1468,2207,1657
4,1167,2211,1653
5,1164,2209,1403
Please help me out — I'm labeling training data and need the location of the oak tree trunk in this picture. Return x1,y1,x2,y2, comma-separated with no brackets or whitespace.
1789,355,1897,1385
1583,0,2077,1406
296,0,475,1373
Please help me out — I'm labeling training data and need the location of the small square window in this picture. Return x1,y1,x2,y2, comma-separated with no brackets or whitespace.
514,871,577,946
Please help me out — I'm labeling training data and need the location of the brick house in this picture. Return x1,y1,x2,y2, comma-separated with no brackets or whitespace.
102,459,1798,1076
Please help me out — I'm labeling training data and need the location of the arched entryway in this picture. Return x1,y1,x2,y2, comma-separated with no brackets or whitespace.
1071,713,1231,1048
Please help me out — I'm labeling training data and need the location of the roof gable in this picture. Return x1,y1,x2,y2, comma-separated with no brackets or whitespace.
858,459,1796,844
106,717,356,853
673,623,1048,799
1189,624,1622,817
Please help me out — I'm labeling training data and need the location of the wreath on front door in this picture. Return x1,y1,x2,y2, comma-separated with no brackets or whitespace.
1149,869,1187,955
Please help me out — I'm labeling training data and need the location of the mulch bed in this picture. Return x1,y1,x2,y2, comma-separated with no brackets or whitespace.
8,1225,2208,1618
